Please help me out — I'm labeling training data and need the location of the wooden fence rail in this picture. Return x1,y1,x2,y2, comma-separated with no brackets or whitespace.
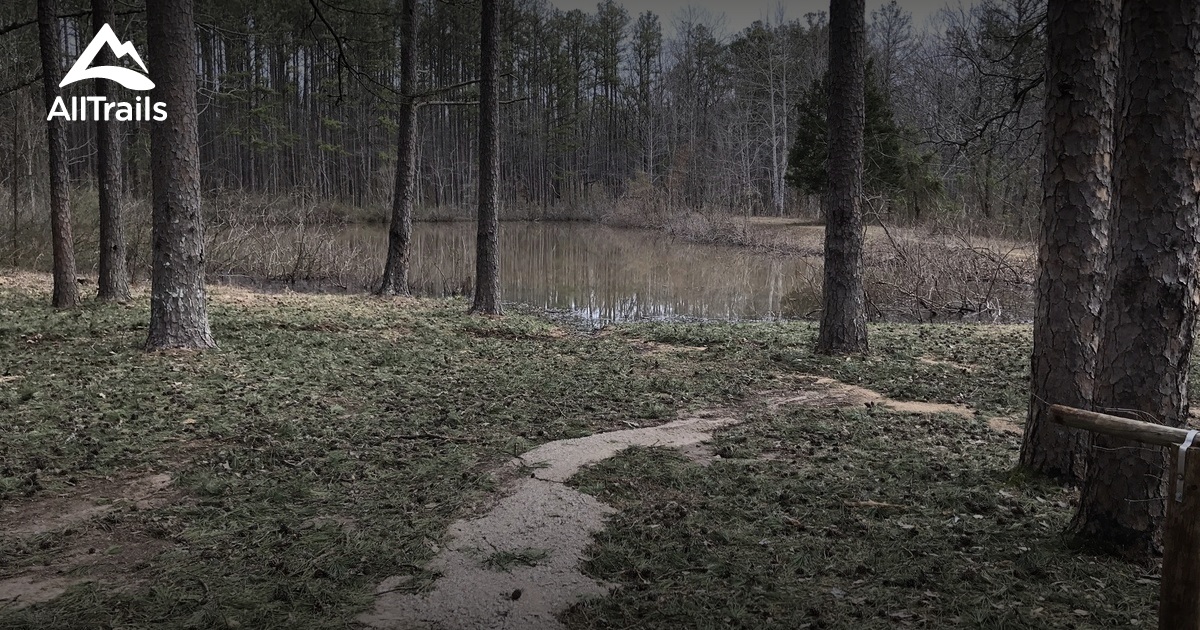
1048,404,1200,630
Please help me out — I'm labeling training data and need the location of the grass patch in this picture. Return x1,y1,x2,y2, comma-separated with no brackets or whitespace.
558,322,1181,629
619,320,1033,415
563,405,1156,629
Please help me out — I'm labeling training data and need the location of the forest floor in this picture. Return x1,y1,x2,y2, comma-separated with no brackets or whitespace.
0,273,1161,629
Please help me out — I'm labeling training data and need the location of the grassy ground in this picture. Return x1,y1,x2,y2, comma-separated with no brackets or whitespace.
0,275,768,629
0,274,1161,629
562,321,1165,629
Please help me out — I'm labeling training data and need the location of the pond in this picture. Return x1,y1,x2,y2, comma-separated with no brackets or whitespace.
401,222,819,323
205,221,819,323
203,219,1032,325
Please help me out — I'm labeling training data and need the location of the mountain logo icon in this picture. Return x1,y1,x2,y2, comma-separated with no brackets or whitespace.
60,23,154,91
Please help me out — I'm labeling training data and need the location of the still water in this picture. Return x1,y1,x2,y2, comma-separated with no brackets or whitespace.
208,220,1031,324
398,222,819,323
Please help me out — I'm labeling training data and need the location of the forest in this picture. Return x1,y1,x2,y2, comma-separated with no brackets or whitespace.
0,0,1042,233
3,0,1200,628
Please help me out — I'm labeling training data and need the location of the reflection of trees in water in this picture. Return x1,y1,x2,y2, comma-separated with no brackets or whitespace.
203,221,1031,323
407,222,818,323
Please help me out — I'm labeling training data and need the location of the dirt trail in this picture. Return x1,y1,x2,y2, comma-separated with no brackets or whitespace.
361,375,987,630
359,414,738,630
0,472,176,611
766,376,975,418
0,374,1001,622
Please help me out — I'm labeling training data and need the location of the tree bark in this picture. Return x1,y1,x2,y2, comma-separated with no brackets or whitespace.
37,0,81,308
471,0,501,315
1068,0,1200,560
146,0,215,350
816,0,867,355
378,0,417,297
1021,0,1119,483
94,0,131,303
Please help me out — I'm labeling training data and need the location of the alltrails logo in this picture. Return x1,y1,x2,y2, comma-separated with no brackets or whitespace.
48,23,166,122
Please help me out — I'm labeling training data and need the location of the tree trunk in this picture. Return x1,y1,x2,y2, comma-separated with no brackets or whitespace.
94,0,131,302
37,0,81,308
816,0,867,355
471,0,501,315
1021,0,1119,483
1068,0,1200,560
10,101,18,269
378,0,417,297
146,0,215,350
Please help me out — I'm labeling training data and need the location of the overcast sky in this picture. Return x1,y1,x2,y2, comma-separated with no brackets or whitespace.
545,0,954,34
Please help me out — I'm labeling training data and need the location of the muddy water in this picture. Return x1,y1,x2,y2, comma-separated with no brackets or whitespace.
390,222,819,323
205,220,1031,324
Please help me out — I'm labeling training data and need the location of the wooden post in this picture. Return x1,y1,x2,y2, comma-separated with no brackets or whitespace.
1048,405,1200,630
1161,440,1200,628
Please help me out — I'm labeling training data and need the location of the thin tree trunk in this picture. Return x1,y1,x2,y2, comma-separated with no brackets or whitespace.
37,0,81,308
10,102,18,269
1068,0,1200,560
816,0,867,355
146,0,215,350
471,0,501,315
94,0,130,302
378,0,417,296
1021,0,1120,484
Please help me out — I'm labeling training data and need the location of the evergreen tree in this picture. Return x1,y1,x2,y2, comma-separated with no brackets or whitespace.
787,61,939,214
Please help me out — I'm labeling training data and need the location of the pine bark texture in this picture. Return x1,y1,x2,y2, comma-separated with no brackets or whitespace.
1022,0,1119,483
94,0,130,303
146,0,215,350
471,0,502,315
816,0,867,355
1069,0,1200,559
37,0,81,308
378,0,417,297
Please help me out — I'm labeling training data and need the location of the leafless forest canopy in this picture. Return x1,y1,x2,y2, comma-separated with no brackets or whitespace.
0,0,1043,230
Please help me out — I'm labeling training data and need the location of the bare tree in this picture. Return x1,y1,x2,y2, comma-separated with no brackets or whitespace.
378,0,417,297
470,0,501,315
1021,0,1119,483
816,0,867,355
37,0,80,308
869,0,914,99
1068,0,1200,559
93,0,130,302
911,0,1045,225
146,0,215,349
729,11,796,217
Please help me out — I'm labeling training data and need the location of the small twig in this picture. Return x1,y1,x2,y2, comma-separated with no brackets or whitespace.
393,433,477,443
844,499,907,510
372,569,428,596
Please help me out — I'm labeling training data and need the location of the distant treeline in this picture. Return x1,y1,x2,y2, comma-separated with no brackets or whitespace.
0,0,1043,225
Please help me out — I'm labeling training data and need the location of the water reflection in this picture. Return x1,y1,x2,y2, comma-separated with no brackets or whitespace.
403,222,820,323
